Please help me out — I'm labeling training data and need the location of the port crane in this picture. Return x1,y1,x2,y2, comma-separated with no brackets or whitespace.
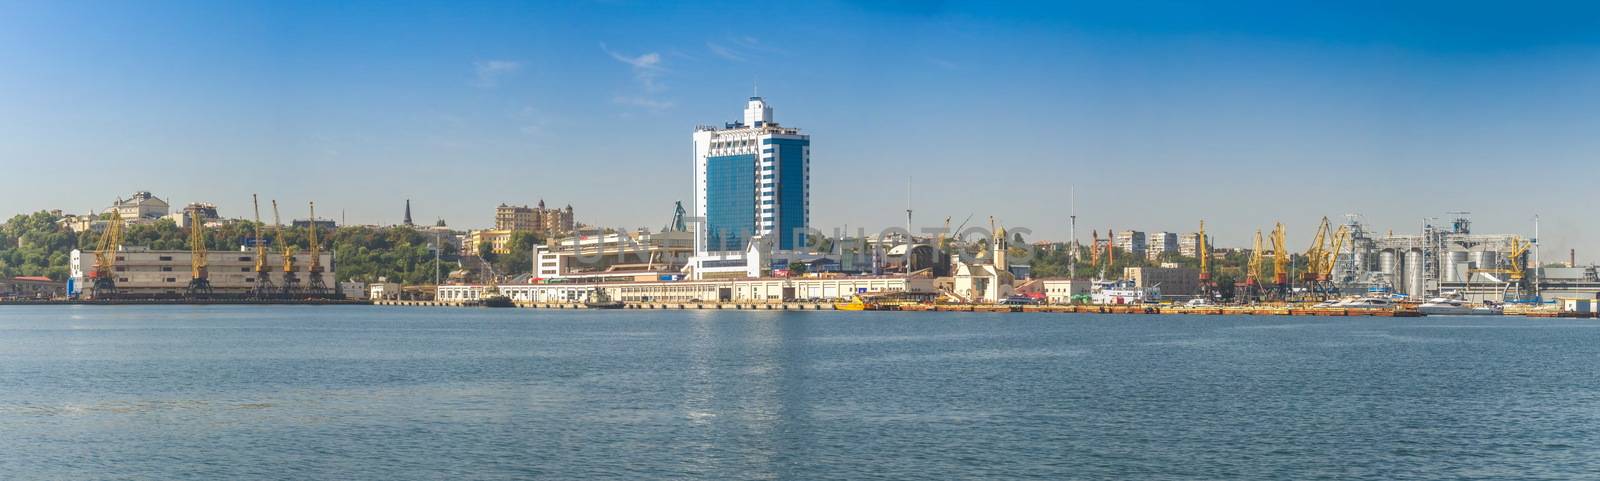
250,195,275,298
272,200,299,296
1300,217,1336,300
1243,230,1264,302
89,202,126,298
1324,224,1349,287
305,202,328,296
1269,222,1289,300
185,210,212,297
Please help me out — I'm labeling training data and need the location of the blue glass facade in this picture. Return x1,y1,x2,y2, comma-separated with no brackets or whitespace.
767,138,808,250
704,153,756,251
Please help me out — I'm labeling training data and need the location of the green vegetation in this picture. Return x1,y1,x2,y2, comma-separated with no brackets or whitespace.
0,210,456,285
490,232,541,277
0,211,75,280
328,226,458,285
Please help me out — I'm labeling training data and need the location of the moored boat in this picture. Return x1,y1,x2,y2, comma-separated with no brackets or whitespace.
584,289,625,309
1417,296,1502,316
834,296,871,311
480,294,515,308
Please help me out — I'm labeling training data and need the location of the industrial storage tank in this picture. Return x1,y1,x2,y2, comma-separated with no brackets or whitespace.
1442,251,1469,282
1404,249,1425,296
1380,249,1403,291
1471,250,1499,280
1379,249,1399,275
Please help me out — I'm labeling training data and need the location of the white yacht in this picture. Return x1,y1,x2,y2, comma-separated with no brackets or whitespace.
1417,296,1503,316
1091,280,1161,305
1334,297,1397,309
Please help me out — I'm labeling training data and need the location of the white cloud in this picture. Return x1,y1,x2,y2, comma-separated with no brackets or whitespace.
473,60,522,87
601,43,666,92
613,95,674,111
705,36,776,63
601,43,673,111
706,42,745,62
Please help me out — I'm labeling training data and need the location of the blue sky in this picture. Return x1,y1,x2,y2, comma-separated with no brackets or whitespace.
1,0,1597,259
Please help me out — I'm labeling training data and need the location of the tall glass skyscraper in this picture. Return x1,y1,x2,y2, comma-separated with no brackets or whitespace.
691,97,810,277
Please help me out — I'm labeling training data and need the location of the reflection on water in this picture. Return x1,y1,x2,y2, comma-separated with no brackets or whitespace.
1,306,1599,480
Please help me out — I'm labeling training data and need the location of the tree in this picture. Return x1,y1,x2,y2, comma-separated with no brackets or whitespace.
491,231,541,276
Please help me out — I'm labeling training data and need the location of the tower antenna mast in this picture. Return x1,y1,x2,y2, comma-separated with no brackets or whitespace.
1069,185,1077,279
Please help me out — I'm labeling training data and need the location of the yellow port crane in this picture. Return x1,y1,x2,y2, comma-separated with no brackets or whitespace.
305,202,328,295
1302,217,1330,284
250,195,274,297
185,209,212,296
1507,237,1531,282
1243,230,1264,302
89,202,126,298
1325,224,1349,282
1270,222,1288,298
272,200,299,296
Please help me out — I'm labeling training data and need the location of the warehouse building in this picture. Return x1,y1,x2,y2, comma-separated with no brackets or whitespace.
69,246,333,297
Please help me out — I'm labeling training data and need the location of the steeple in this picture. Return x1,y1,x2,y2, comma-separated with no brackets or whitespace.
403,199,413,226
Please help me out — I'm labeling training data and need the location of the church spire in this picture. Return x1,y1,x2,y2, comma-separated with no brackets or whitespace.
403,199,413,226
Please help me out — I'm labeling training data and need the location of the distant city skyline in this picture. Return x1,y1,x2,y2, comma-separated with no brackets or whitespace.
1,1,1597,260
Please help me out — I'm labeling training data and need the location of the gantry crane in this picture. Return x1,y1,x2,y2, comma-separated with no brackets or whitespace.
305,202,328,296
251,195,274,298
1244,230,1265,302
185,210,212,297
1300,217,1333,300
1270,222,1289,300
89,202,126,298
272,200,299,296
1325,224,1348,285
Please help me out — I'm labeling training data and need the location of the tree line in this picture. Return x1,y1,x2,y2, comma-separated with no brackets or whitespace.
0,211,457,285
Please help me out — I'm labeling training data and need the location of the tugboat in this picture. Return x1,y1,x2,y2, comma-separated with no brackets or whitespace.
478,267,515,308
584,288,625,309
479,285,515,308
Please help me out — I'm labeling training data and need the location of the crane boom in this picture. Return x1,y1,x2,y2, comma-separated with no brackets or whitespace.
1247,230,1264,285
1271,222,1288,287
190,210,207,279
306,201,327,295
250,195,274,297
1303,217,1329,282
90,202,126,297
273,199,299,296
272,200,295,272
1325,225,1348,281
307,202,321,271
